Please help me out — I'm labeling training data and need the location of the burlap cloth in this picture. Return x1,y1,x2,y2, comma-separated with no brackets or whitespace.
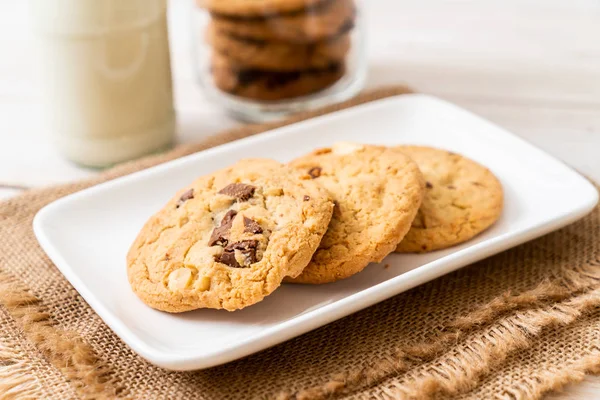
1,86,600,400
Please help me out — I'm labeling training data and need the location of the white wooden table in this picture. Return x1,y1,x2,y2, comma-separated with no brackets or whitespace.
1,0,599,397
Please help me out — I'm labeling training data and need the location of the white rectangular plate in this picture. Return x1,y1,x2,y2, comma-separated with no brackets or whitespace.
34,94,598,371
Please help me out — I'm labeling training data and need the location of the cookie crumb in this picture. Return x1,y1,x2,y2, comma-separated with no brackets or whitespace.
176,189,194,208
314,148,332,155
384,264,390,269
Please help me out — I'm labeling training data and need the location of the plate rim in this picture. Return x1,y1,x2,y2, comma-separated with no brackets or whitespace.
33,94,599,370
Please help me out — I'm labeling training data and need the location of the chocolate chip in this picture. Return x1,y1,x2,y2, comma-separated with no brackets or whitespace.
229,240,259,266
425,181,433,189
218,183,256,202
303,195,310,201
243,216,263,234
208,210,237,246
217,240,259,268
226,240,259,253
472,181,484,187
308,167,322,179
217,251,241,268
176,189,194,208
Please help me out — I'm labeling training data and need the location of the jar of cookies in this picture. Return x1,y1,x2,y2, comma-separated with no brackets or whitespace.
192,0,365,121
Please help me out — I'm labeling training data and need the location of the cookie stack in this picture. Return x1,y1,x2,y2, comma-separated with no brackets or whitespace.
197,0,356,101
128,143,503,312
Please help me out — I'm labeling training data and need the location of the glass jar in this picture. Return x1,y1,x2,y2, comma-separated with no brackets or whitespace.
192,0,366,121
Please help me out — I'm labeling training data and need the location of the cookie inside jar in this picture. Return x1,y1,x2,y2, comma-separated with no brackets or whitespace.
194,0,364,116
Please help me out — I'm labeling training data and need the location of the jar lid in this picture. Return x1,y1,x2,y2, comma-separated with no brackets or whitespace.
30,0,166,36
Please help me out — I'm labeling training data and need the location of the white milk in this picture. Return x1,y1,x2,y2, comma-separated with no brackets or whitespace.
30,0,175,167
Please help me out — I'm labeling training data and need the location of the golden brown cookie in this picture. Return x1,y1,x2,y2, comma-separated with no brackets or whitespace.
206,23,351,71
197,0,326,17
127,159,334,312
286,143,424,284
210,0,355,43
211,53,345,101
394,146,504,253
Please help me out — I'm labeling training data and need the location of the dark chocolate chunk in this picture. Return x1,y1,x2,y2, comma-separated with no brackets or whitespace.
225,239,258,252
208,210,238,246
218,183,256,202
229,240,259,266
243,216,263,234
217,250,241,268
217,240,259,268
176,189,194,208
425,181,433,189
221,209,237,225
303,195,310,201
308,167,322,179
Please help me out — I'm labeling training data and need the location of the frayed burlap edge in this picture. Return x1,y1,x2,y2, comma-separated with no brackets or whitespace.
1,86,600,399
278,269,600,400
0,274,125,399
0,343,40,399
499,350,600,400
3,264,600,400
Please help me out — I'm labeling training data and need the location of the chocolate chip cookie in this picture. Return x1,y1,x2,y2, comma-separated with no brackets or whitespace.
198,0,326,17
210,0,356,43
127,159,334,312
394,146,504,253
207,23,351,71
211,53,345,101
286,143,425,284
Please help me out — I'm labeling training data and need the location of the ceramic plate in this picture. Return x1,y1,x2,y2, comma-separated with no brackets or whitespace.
34,94,598,370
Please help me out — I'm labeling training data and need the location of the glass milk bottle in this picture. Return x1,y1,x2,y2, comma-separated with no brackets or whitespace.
30,0,176,167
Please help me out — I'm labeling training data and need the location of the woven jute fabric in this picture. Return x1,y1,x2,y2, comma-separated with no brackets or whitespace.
1,86,600,400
